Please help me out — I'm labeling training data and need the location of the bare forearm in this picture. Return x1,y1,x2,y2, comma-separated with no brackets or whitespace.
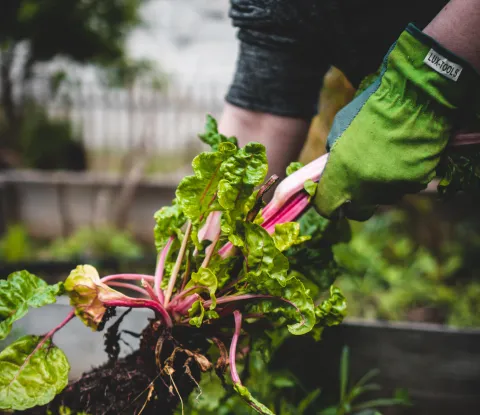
219,103,310,180
424,0,480,71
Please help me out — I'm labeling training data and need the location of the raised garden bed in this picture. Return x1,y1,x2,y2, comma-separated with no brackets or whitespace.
0,170,178,241
274,319,480,415
6,304,479,415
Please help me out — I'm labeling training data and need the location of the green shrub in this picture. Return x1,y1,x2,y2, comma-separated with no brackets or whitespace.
19,102,86,171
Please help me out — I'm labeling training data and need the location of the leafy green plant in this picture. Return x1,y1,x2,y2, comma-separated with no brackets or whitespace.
319,347,410,415
0,224,31,262
334,202,480,327
0,116,345,414
19,102,86,171
436,145,480,197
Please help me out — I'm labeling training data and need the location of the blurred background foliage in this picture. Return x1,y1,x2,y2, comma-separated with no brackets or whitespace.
0,224,147,263
334,196,480,328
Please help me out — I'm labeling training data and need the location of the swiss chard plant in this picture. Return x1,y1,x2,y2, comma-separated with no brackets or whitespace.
0,115,346,414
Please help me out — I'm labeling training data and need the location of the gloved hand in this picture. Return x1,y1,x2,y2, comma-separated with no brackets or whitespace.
314,24,480,221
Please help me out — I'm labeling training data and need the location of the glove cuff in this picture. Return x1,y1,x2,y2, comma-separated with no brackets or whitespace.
406,24,479,78
401,24,480,117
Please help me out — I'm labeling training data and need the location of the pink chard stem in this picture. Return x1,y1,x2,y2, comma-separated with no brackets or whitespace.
204,294,274,309
171,293,201,316
261,153,328,222
141,280,160,302
263,193,310,234
101,274,155,284
164,221,193,307
198,211,222,243
229,310,243,385
201,232,221,268
107,282,151,298
154,236,175,304
218,191,311,259
169,285,202,307
104,298,173,328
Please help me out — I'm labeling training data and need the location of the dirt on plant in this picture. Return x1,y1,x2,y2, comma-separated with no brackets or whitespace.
21,311,216,415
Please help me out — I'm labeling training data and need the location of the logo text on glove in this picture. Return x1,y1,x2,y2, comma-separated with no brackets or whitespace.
424,49,463,82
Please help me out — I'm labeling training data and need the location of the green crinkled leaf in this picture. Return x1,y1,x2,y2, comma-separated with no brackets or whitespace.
286,161,304,176
198,114,237,150
219,143,268,190
205,310,220,320
186,267,218,309
0,335,70,410
242,222,289,287
234,383,276,415
176,142,237,221
287,208,351,291
208,255,241,289
303,179,317,197
237,222,316,335
280,276,316,335
0,271,64,340
153,200,186,251
247,274,317,336
228,233,244,248
218,143,268,234
189,300,205,328
315,286,347,327
272,222,311,252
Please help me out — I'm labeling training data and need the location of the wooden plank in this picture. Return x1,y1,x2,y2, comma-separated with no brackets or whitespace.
273,321,480,415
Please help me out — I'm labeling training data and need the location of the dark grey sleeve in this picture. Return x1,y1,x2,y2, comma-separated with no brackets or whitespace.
225,0,331,120
225,0,449,119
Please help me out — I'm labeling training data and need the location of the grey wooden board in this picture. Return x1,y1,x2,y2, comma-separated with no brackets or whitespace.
274,319,480,415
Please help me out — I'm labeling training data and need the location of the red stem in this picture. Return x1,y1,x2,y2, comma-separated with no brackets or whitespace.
154,236,175,304
261,153,327,222
107,282,150,298
218,192,310,258
204,294,273,309
262,192,309,231
101,274,155,283
142,280,160,302
169,285,202,307
172,293,201,316
229,310,243,385
198,211,222,242
104,298,173,328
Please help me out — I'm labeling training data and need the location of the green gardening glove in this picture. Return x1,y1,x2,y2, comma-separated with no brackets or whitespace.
314,24,480,221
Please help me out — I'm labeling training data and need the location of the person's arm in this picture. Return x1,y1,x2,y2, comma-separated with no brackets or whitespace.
219,0,330,180
423,0,480,71
219,104,310,182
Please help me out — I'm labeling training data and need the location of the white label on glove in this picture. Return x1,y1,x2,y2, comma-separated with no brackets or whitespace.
424,49,463,81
